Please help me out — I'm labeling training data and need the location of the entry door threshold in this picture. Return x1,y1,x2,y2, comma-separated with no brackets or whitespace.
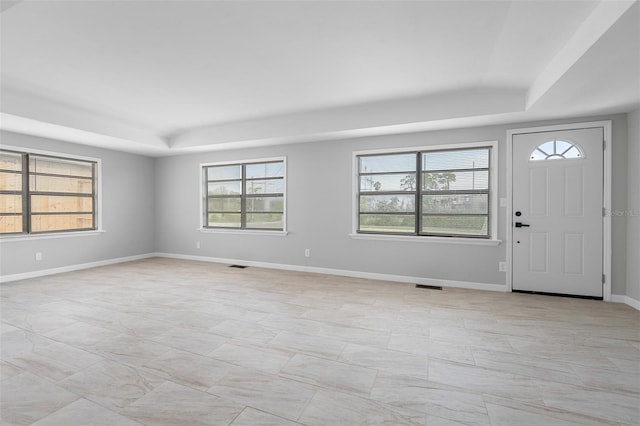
512,290,602,300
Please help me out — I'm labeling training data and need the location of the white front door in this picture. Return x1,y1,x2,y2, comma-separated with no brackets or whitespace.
512,127,604,298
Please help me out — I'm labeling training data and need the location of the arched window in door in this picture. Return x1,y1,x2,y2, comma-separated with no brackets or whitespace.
530,139,583,161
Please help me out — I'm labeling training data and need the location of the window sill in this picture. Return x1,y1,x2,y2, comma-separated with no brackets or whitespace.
0,230,106,242
198,228,288,237
348,233,502,246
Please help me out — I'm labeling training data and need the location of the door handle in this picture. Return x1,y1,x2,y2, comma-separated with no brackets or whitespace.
515,222,530,228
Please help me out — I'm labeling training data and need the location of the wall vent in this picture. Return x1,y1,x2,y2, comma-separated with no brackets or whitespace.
228,265,248,269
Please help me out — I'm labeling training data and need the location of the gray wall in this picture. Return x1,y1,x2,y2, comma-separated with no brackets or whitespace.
155,114,630,295
0,131,156,277
627,109,640,302
1,113,632,297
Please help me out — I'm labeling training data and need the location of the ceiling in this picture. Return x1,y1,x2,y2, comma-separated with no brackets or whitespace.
0,0,638,156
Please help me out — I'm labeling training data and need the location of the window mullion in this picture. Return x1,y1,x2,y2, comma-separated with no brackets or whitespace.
204,167,209,227
415,152,421,235
241,164,247,229
487,146,492,237
23,153,30,234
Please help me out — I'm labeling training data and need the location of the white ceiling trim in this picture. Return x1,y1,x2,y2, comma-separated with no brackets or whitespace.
0,113,167,156
1,87,166,151
170,87,525,149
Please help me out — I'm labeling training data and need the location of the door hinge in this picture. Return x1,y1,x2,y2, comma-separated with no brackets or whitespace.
603,139,606,150
603,207,606,217
602,274,606,284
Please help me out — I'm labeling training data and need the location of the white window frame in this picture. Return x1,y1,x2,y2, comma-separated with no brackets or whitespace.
199,156,288,236
0,144,104,241
350,141,500,246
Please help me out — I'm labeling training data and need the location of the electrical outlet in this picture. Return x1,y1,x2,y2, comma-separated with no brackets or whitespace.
196,241,201,249
498,261,507,272
35,252,42,261
304,249,310,257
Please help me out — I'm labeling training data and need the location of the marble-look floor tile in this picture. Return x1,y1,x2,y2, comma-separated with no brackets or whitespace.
1,329,56,359
208,342,292,374
230,407,302,425
259,315,323,336
59,359,166,412
464,317,583,341
142,348,235,391
89,334,172,366
507,338,619,369
37,300,111,320
2,258,639,426
571,364,640,394
299,389,425,426
0,372,79,425
485,403,587,426
280,353,377,396
370,372,489,425
387,334,475,364
429,325,515,353
392,317,462,333
122,381,244,426
313,321,391,348
540,381,640,424
149,327,228,355
268,330,346,360
1,329,102,381
0,360,23,380
211,319,279,345
30,398,144,426
471,348,584,386
428,359,544,404
483,395,619,426
162,310,226,332
208,367,316,421
0,290,61,306
1,309,77,335
0,322,21,335
84,312,173,339
338,343,428,378
425,416,469,426
301,308,395,333
44,321,122,348
203,303,271,323
582,336,640,360
607,356,640,373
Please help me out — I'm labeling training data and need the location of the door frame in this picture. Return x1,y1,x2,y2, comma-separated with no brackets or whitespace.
506,120,612,301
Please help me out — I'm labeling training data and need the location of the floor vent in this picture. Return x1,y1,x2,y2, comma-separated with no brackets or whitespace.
415,284,442,290
228,265,248,269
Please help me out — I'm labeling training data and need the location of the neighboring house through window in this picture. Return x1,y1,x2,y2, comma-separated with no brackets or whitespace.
0,148,99,235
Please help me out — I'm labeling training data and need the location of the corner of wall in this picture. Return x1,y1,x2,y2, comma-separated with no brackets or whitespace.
626,108,640,304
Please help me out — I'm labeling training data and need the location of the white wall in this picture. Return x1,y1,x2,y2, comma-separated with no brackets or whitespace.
0,131,156,278
155,114,630,295
627,109,640,302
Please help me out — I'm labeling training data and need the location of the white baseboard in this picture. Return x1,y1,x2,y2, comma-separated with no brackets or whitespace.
611,294,640,311
5,251,635,310
0,253,155,284
153,252,507,292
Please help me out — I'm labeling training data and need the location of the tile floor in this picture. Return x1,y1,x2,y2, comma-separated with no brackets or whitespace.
1,258,639,425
